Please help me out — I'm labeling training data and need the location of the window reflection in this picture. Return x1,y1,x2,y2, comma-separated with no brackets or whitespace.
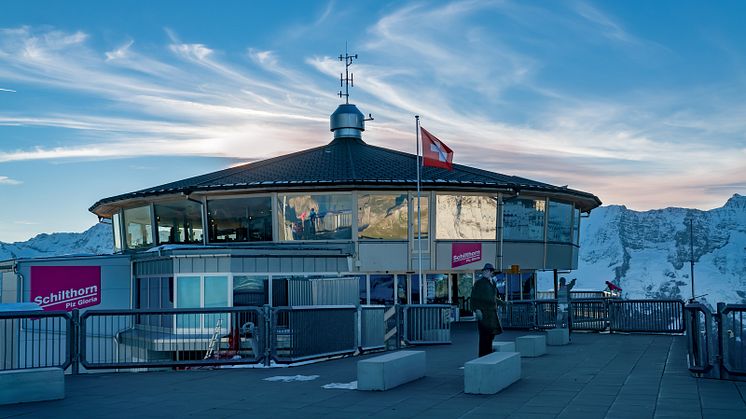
424,274,449,304
358,193,408,240
208,197,272,242
369,274,394,305
112,212,122,252
573,208,581,245
233,276,267,307
278,194,352,240
436,195,497,240
495,272,535,301
503,198,546,241
397,274,410,304
123,206,153,249
548,200,573,242
155,200,204,245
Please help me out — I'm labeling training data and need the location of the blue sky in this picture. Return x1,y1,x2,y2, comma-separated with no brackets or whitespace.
1,0,745,242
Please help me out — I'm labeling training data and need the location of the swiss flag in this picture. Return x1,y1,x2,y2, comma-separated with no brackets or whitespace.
421,127,453,170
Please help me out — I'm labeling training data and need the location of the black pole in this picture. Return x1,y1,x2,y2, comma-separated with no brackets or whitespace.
690,218,695,301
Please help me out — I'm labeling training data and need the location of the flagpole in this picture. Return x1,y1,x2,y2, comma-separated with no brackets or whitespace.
415,115,424,304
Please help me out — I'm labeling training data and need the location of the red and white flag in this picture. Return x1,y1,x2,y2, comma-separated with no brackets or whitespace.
420,127,453,170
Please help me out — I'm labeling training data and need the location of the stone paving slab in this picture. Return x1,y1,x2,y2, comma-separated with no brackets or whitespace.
1,323,745,418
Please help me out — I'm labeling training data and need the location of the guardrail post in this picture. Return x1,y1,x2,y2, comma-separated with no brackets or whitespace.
355,306,362,352
71,309,80,375
263,305,272,367
715,302,725,377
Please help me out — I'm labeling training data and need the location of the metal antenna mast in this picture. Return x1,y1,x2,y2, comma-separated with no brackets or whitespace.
338,44,357,104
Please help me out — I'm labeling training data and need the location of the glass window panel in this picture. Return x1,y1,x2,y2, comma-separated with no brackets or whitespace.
408,274,421,304
155,200,204,245
548,200,573,242
359,275,368,305
160,278,173,328
503,198,546,241
357,193,408,240
123,206,153,249
205,276,229,330
369,274,394,305
457,273,474,316
176,276,200,328
233,275,267,307
204,276,229,308
112,213,122,253
498,272,535,301
573,208,581,245
397,274,409,304
413,195,429,250
436,195,497,240
208,197,272,243
278,193,352,240
426,274,449,304
138,278,148,309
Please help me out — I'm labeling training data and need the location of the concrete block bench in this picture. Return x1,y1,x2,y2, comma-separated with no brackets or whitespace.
0,367,64,405
515,335,547,357
464,352,521,394
546,328,570,346
357,350,426,391
492,341,516,352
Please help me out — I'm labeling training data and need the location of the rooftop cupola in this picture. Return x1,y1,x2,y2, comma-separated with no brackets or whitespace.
330,103,365,139
329,47,371,140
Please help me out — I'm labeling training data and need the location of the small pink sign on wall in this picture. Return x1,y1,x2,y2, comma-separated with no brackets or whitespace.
451,242,482,268
31,266,102,311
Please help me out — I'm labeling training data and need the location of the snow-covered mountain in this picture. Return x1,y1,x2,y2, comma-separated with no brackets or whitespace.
539,193,746,306
0,223,113,261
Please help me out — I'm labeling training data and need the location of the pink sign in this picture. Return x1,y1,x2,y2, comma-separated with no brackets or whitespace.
452,242,482,268
31,266,102,311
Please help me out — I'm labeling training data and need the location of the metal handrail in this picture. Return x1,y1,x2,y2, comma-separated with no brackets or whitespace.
718,303,746,377
684,302,713,374
0,311,73,371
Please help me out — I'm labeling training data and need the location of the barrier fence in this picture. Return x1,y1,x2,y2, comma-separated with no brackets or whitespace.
0,311,72,371
686,303,746,381
499,298,685,333
1,298,690,373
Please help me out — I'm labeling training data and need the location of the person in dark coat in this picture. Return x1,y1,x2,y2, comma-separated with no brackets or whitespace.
471,263,502,357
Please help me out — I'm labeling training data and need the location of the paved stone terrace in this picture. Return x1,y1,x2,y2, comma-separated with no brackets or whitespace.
1,324,745,419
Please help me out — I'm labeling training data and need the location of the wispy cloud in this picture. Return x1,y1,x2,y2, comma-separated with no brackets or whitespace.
0,87,15,92
0,176,22,185
0,1,743,211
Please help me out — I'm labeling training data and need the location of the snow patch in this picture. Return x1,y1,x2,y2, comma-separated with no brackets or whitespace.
263,375,320,382
323,381,357,390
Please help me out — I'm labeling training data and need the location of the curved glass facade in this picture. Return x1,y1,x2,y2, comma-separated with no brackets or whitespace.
357,193,408,240
548,200,573,243
503,198,546,241
123,205,153,249
155,200,204,245
207,197,272,243
278,193,353,241
436,194,497,240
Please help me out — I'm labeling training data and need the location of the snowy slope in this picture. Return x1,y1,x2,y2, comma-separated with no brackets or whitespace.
0,223,113,261
539,194,746,305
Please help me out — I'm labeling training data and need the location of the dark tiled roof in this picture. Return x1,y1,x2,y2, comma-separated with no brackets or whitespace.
90,137,601,213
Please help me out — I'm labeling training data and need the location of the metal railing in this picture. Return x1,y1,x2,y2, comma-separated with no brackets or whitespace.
0,311,72,371
498,298,684,333
684,302,714,375
609,300,685,333
684,302,746,381
718,303,746,378
401,304,451,345
359,305,385,350
80,307,265,370
271,305,357,363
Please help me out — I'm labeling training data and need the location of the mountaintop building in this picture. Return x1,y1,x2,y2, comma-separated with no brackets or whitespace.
3,54,601,316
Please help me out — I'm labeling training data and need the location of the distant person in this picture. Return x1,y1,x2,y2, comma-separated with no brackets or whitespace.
309,208,318,236
556,277,577,330
471,263,503,357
